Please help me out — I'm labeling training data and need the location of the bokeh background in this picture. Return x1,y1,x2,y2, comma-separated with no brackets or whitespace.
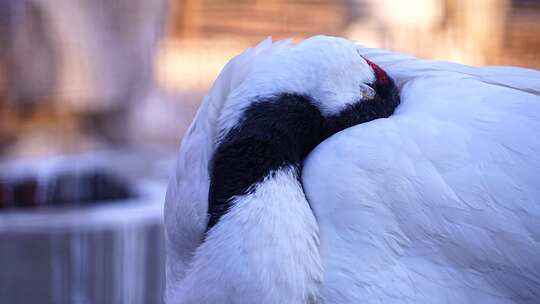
1,0,539,303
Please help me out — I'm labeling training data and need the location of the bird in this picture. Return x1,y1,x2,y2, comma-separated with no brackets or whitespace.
164,36,540,303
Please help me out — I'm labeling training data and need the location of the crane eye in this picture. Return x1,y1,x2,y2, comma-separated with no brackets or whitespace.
360,83,376,100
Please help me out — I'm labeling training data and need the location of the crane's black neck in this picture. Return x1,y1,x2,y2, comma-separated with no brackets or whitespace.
207,83,399,230
207,94,325,229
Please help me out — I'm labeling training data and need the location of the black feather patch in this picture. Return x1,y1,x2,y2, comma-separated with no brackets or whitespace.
207,94,325,229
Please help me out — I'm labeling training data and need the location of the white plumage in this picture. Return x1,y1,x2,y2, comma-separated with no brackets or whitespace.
165,36,540,303
304,46,540,303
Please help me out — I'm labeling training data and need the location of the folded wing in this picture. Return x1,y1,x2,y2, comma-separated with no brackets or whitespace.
303,47,540,303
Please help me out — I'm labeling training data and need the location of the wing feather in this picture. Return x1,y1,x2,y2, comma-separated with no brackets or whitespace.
303,48,540,303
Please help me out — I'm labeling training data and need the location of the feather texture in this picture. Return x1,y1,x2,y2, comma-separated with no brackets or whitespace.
166,37,540,303
164,37,292,301
303,47,540,303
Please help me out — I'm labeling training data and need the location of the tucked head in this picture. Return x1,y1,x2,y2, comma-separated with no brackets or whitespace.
292,36,400,133
291,36,386,115
218,36,399,136
208,36,400,229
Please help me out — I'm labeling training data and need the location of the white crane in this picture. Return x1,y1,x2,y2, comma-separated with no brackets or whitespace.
164,36,540,303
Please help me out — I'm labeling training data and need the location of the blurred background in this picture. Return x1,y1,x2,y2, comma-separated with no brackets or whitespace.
1,0,539,303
